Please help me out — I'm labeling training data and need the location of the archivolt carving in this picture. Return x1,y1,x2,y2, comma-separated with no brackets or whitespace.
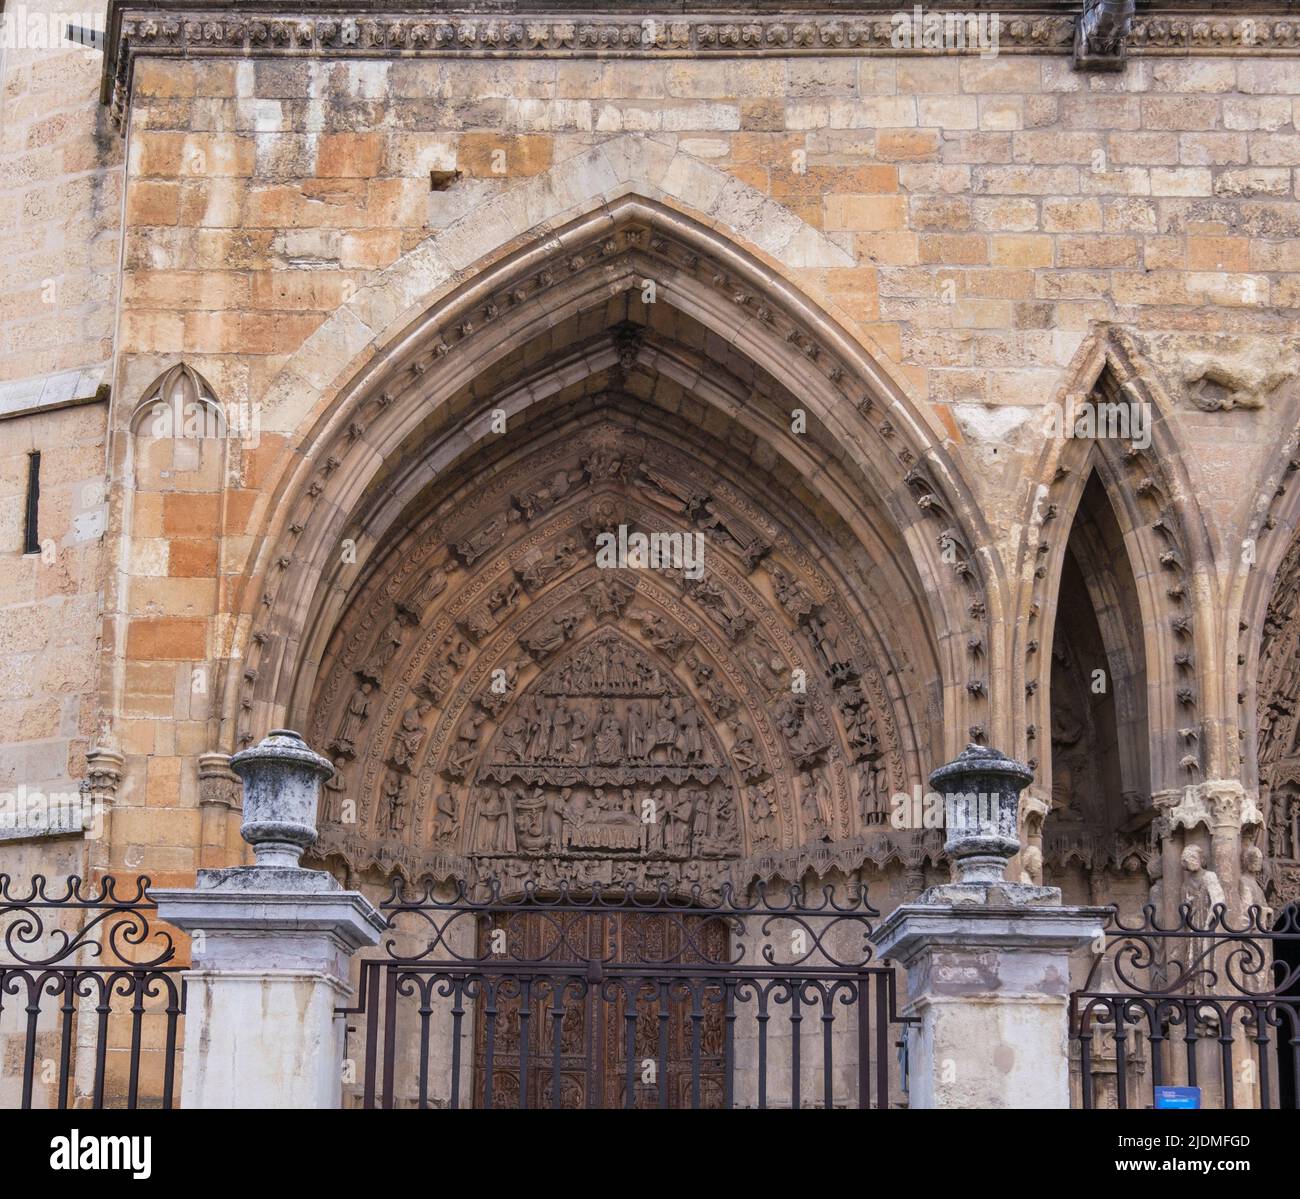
228,206,988,763
308,417,915,890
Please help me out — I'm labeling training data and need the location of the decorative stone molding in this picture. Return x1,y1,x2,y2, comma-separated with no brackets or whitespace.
198,751,241,810
100,2,1300,130
1160,779,1264,836
84,746,125,805
1200,778,1264,833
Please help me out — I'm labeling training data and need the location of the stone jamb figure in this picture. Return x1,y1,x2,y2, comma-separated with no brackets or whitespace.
1178,844,1227,1013
1240,844,1274,929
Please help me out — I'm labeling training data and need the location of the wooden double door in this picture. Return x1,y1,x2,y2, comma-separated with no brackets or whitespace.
473,910,728,1108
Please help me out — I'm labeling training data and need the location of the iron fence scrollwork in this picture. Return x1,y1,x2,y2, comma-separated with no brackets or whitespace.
0,874,186,1109
1071,902,1300,1109
340,879,914,1110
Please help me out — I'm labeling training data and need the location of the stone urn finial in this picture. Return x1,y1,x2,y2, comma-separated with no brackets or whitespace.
929,743,1034,886
229,729,334,869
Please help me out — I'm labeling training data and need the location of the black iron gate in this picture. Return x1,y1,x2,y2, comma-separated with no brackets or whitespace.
0,874,185,1109
341,880,912,1109
1071,903,1300,1109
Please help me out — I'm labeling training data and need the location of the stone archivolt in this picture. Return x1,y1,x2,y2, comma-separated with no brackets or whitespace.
1256,531,1300,907
307,417,915,892
227,211,987,762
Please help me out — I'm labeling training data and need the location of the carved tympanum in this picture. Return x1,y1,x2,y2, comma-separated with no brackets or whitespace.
307,417,908,891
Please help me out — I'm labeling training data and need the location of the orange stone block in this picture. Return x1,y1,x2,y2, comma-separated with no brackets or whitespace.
126,618,207,661
163,493,221,537
168,539,218,578
458,133,554,178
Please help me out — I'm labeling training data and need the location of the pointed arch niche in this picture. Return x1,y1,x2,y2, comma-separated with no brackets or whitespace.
1042,471,1152,903
224,203,997,899
1019,347,1212,907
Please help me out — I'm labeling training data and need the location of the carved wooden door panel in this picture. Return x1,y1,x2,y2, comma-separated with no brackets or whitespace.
473,911,726,1108
600,911,727,1109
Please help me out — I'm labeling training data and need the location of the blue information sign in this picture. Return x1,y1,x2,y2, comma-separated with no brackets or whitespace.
1153,1086,1201,1109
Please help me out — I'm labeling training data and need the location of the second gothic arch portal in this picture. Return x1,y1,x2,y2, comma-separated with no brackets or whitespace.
272,210,984,898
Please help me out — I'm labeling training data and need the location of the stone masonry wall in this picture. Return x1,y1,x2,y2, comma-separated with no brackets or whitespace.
0,40,1298,889
0,0,121,385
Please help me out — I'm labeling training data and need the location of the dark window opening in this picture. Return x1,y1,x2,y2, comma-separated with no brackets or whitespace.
23,450,40,555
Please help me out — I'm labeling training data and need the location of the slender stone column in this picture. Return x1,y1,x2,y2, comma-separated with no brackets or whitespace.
874,745,1105,1109
154,730,385,1109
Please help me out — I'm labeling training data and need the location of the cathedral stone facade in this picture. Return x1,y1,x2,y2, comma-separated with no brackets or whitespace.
2,0,1300,1107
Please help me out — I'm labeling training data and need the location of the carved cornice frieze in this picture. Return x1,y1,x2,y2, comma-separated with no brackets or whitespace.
102,3,1300,129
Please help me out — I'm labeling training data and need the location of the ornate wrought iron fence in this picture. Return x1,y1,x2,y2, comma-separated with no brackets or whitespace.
1070,903,1300,1110
0,875,185,1109
340,879,913,1109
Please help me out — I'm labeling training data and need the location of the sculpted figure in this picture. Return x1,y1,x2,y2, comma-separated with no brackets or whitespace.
632,608,691,659
421,658,454,703
447,710,487,776
547,702,573,760
382,773,409,836
519,540,579,590
729,717,759,776
389,705,427,770
1269,793,1292,861
593,701,625,765
546,788,568,848
1179,845,1228,997
627,701,651,760
799,769,832,838
670,789,693,853
1241,845,1274,926
568,707,591,764
527,698,555,760
515,469,576,520
332,681,374,756
858,756,888,824
1146,854,1165,918
455,517,503,566
323,758,347,825
748,780,776,844
500,711,531,760
413,559,457,608
523,609,581,660
653,696,678,754
433,791,457,841
1181,844,1227,923
475,786,515,853
677,704,705,762
368,613,406,675
768,564,817,623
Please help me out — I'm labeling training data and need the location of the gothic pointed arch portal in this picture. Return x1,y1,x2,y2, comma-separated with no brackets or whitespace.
309,401,936,895
235,205,991,896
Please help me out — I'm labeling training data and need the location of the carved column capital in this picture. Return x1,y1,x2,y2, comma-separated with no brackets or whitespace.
1163,783,1212,835
1199,779,1263,832
198,752,242,810
84,746,125,803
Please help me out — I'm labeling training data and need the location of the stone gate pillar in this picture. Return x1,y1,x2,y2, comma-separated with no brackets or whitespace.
154,730,385,1109
874,745,1105,1109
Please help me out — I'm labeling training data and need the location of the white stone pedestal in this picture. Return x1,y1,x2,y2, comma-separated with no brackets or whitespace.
155,866,386,1109
154,730,385,1109
875,882,1105,1109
